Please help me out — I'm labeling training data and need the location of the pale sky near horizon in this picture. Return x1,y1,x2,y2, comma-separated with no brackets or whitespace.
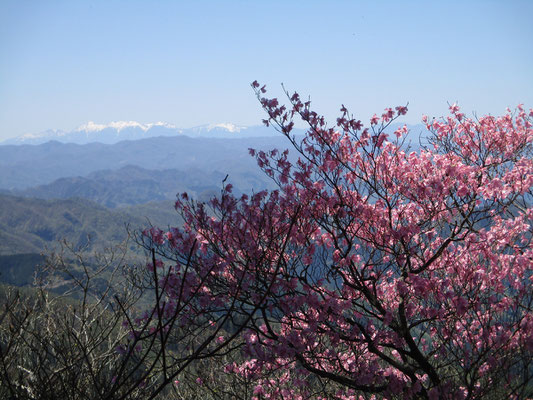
0,0,532,140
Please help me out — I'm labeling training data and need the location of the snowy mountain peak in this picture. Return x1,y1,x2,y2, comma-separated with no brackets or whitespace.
205,123,244,133
76,121,176,133
1,121,280,145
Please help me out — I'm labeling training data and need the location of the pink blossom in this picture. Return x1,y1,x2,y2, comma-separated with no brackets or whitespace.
139,88,532,398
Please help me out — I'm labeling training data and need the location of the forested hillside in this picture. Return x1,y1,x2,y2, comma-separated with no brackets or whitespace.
0,194,177,255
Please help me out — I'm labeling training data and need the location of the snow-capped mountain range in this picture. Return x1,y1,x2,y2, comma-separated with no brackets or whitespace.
2,120,430,146
1,121,278,145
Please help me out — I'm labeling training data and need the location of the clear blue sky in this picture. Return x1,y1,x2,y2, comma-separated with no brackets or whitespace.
1,0,532,140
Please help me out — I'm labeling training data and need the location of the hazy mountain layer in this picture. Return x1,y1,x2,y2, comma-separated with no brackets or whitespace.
0,135,293,190
15,165,271,208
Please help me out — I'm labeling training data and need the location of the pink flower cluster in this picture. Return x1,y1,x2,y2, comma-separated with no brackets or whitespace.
139,83,532,398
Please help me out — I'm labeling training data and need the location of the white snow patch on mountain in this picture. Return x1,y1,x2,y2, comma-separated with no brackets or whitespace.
76,121,176,132
205,123,244,133
1,121,282,145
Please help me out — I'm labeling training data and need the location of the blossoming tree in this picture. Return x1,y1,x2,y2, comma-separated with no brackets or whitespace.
143,82,533,399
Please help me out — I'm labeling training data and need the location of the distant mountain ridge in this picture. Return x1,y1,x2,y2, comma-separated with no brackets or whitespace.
1,120,430,146
1,121,281,145
14,164,271,208
0,134,292,190
0,123,430,191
